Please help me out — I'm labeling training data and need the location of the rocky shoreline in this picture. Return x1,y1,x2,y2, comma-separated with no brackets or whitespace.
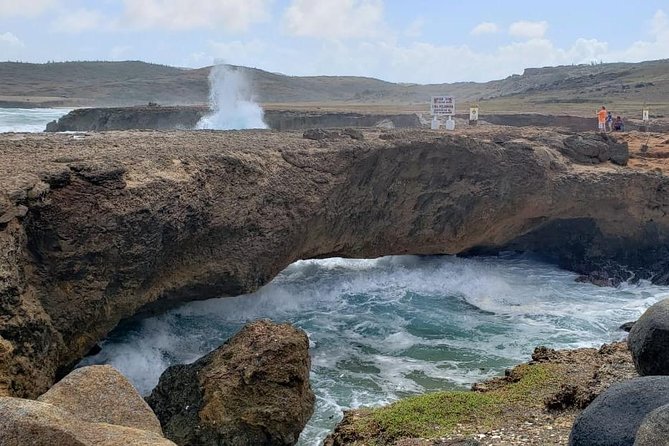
43,105,669,133
2,126,669,444
324,341,637,446
3,126,669,397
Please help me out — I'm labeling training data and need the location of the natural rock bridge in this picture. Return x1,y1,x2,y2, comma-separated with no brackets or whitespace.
1,127,668,398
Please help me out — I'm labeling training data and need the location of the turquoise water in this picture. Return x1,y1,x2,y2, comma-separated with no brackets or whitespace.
0,108,70,132
80,254,669,445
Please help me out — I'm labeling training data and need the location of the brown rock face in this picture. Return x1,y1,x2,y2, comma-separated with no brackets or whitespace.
37,365,163,434
0,128,668,397
0,394,175,446
147,320,314,446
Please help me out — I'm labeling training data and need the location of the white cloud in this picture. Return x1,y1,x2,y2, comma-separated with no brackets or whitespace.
509,20,549,39
404,17,425,38
0,31,23,47
247,34,613,84
0,0,54,17
121,0,272,31
610,9,669,62
51,9,104,33
283,0,384,39
471,22,498,35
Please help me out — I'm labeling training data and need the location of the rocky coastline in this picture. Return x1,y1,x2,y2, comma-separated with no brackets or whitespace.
3,127,669,395
43,105,669,133
2,126,669,444
44,106,422,132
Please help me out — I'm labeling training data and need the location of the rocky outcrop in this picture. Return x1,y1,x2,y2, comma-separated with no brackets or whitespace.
559,133,628,165
569,376,669,446
0,365,174,446
326,342,637,445
38,365,163,434
45,106,421,132
45,106,207,132
44,106,669,134
634,404,669,446
1,127,669,397
147,320,314,446
628,298,669,375
0,397,176,446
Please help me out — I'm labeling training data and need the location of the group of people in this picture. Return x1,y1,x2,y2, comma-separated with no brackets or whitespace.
597,106,625,132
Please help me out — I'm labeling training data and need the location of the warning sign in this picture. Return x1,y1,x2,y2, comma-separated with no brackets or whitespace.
431,96,455,116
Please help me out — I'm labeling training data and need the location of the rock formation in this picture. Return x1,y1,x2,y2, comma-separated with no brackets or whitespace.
43,106,669,133
147,320,314,445
628,298,669,375
45,106,421,132
569,376,669,446
38,365,163,434
633,404,669,446
0,365,174,446
1,127,668,397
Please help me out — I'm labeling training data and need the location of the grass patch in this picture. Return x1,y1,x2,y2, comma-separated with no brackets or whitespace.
352,363,561,442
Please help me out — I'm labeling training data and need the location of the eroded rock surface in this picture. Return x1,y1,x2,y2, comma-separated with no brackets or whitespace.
147,320,314,446
628,298,669,375
569,376,669,446
634,403,669,446
0,397,176,446
38,365,163,434
0,127,668,396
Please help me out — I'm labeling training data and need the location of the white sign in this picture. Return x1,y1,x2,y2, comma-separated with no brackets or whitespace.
431,96,455,116
469,107,479,121
643,109,650,122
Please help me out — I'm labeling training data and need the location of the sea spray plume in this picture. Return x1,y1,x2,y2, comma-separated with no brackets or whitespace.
196,64,267,130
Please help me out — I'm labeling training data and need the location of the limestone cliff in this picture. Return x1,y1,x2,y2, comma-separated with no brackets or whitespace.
0,127,667,397
44,106,421,132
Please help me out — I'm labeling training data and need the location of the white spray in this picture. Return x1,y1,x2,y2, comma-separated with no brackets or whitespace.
196,64,267,130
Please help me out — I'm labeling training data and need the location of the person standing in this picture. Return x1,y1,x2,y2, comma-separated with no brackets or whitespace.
606,111,613,132
597,106,608,132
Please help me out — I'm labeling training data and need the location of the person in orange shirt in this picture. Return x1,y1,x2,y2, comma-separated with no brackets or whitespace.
597,106,608,132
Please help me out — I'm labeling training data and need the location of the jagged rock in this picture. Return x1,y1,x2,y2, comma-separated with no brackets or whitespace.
559,133,629,165
38,365,162,434
302,128,333,140
628,298,669,375
575,270,622,287
619,321,635,332
343,127,364,140
147,320,314,446
569,376,669,446
2,129,669,397
0,397,176,446
633,403,669,446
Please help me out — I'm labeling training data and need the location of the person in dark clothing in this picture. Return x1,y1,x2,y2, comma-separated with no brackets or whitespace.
613,116,624,131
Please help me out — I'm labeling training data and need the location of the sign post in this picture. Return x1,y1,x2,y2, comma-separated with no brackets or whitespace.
431,96,455,130
469,106,479,126
642,108,650,132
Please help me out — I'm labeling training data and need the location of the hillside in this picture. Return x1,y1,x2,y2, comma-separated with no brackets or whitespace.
1,59,668,116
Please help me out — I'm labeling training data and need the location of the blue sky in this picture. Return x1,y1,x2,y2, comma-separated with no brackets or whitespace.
1,0,668,83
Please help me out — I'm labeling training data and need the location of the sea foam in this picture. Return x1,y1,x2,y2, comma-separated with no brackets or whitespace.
80,254,669,446
196,64,267,130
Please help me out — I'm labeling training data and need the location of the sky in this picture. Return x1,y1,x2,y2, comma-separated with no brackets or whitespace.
1,0,668,84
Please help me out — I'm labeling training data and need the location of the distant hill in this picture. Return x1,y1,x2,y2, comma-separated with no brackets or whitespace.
1,59,668,116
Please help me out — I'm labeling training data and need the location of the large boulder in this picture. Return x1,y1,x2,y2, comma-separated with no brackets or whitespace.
628,298,669,375
634,403,669,446
147,320,315,446
38,364,163,434
569,376,669,446
0,397,176,446
559,133,628,165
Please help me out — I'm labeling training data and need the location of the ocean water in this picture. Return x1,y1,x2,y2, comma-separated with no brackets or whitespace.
80,254,669,445
0,108,70,133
